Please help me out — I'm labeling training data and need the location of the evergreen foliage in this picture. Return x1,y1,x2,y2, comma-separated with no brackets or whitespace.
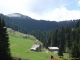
58,43,63,58
32,20,80,59
71,41,80,59
0,17,12,60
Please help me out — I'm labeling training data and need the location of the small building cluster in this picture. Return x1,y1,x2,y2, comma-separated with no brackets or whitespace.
31,44,41,52
48,47,59,53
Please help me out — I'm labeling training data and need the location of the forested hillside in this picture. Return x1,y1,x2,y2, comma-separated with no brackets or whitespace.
32,20,80,58
0,13,78,34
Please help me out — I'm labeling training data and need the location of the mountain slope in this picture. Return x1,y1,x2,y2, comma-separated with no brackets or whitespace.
0,13,79,33
6,13,32,19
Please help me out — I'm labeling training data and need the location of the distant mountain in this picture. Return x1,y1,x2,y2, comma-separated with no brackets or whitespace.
6,13,32,19
0,13,5,17
0,13,79,33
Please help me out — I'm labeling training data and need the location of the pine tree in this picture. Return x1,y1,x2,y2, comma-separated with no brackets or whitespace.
58,43,63,58
0,17,12,60
71,41,80,60
61,27,66,51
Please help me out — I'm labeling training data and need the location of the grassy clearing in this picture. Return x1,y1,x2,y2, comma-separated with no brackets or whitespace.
9,35,69,60
9,35,51,60
8,28,69,60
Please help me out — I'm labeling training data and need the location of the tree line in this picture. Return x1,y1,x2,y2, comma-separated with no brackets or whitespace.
31,20,80,59
0,14,78,34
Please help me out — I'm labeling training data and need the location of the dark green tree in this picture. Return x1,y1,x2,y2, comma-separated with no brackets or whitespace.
66,27,71,49
60,26,66,51
47,31,52,47
71,41,80,60
58,43,63,58
0,17,12,60
51,29,58,47
51,30,54,46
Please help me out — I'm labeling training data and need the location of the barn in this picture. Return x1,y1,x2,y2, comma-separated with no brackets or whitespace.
31,44,41,52
48,47,59,53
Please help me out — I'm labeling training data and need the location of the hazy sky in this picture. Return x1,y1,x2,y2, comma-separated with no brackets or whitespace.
0,0,80,21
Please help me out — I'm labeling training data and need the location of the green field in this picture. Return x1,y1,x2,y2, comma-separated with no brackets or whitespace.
8,29,69,60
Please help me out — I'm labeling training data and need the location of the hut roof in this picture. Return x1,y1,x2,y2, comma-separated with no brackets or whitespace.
31,44,40,50
48,47,59,49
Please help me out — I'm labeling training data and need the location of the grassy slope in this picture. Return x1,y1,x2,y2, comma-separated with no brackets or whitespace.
9,35,52,60
8,28,68,60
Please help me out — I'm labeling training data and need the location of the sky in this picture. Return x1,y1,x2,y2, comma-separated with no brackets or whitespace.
0,0,80,21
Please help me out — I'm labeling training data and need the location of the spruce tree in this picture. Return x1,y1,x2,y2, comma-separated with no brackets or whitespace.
58,43,63,58
71,41,80,60
0,17,12,60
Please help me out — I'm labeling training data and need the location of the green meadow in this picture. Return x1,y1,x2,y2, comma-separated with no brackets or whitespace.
8,28,69,60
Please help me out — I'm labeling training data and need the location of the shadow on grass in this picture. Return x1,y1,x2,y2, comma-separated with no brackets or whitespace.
12,57,28,60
